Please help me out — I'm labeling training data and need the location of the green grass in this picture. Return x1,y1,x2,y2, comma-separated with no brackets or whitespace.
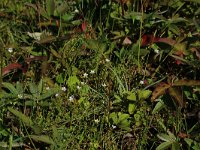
0,0,200,149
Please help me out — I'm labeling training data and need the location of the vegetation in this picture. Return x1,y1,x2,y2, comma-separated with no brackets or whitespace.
0,0,200,149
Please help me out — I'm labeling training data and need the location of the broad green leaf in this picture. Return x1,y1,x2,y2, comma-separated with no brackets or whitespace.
2,82,18,95
16,82,24,94
127,92,136,101
8,107,33,127
184,138,193,147
172,142,180,150
138,89,152,100
30,135,54,145
39,88,60,100
156,141,173,150
67,76,80,89
157,133,174,142
167,130,176,141
29,82,38,98
109,112,118,124
152,100,165,114
128,103,136,114
113,94,122,105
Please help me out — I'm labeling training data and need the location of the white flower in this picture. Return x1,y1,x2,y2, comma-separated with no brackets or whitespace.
77,86,81,90
8,48,13,53
90,70,95,74
81,82,85,85
139,80,144,85
102,83,107,87
69,95,75,102
94,119,100,123
112,125,117,129
105,58,110,62
46,87,50,90
83,73,88,78
74,9,79,13
154,49,159,53
18,94,23,99
61,86,67,92
55,93,59,97
27,32,42,41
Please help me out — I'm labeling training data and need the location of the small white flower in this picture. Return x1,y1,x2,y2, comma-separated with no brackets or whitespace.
74,9,79,13
94,119,100,123
102,83,107,87
83,73,88,78
81,82,85,85
139,80,144,85
77,86,81,90
61,86,67,92
154,49,159,53
90,70,95,74
46,87,50,90
112,125,117,129
8,48,13,53
105,58,110,62
55,93,59,97
18,94,23,99
69,95,75,102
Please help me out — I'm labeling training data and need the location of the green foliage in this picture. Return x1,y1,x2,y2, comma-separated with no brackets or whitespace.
0,0,200,149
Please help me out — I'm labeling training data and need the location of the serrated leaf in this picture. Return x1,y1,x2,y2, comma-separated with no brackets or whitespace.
156,141,173,150
8,107,33,127
30,135,54,145
168,87,185,107
173,79,200,86
151,82,171,101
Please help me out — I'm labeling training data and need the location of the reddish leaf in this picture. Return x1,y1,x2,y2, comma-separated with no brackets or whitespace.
81,21,87,32
178,132,190,139
151,82,171,101
168,87,185,108
25,56,47,63
2,63,23,76
172,79,200,86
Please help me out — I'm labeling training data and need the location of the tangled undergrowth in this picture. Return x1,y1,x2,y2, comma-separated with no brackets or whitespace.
0,0,200,149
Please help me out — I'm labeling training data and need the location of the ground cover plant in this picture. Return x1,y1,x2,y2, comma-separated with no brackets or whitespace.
0,0,200,149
